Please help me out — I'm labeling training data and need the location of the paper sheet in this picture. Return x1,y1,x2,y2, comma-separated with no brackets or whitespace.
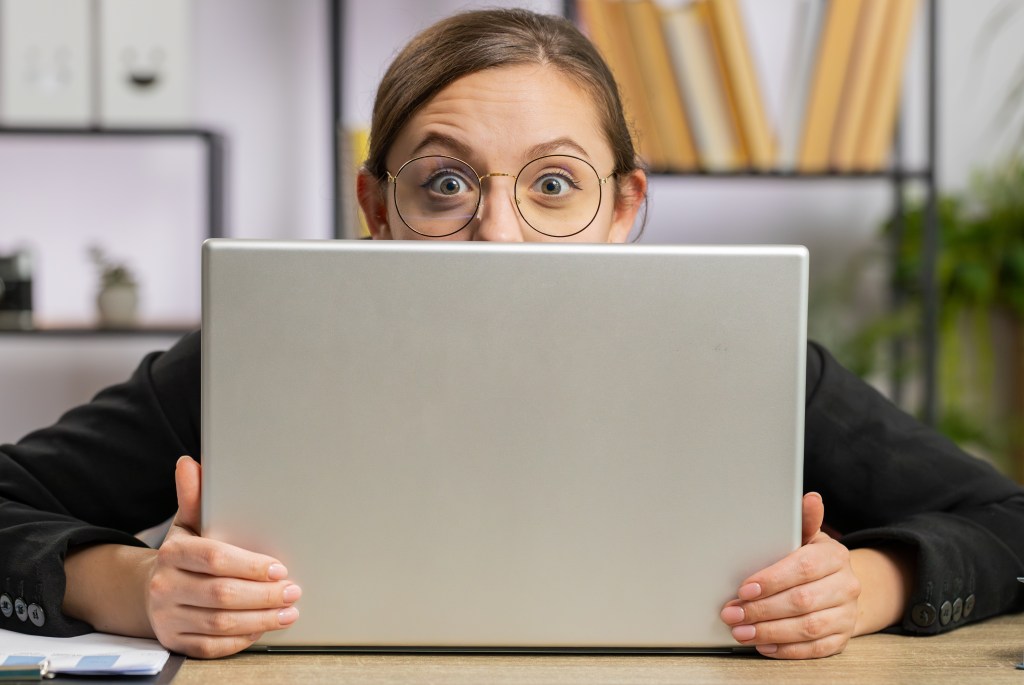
0,628,170,675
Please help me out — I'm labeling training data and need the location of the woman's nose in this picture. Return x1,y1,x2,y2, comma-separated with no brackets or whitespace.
472,178,525,242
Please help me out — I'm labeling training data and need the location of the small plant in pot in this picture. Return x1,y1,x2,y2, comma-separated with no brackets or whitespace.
89,245,139,328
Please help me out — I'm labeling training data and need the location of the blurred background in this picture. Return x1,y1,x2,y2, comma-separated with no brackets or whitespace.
1,0,1022,479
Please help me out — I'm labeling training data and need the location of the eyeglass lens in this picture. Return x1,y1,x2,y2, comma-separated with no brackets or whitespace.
392,155,603,238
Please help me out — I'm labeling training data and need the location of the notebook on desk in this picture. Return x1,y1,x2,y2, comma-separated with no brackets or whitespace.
200,240,808,652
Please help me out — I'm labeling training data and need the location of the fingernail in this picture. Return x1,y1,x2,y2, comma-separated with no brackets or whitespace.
283,584,302,603
731,625,756,642
720,605,744,624
738,583,762,600
757,643,778,655
278,607,299,625
268,563,288,580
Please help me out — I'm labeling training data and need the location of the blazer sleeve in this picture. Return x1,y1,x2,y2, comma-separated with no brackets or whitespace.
804,340,1024,634
0,330,200,637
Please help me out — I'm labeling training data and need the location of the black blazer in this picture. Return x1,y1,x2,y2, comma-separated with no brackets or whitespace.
0,332,1022,636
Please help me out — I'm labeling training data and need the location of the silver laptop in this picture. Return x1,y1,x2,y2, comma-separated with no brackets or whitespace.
201,240,807,652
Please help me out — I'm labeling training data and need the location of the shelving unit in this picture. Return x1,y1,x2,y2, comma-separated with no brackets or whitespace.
0,326,196,337
0,127,224,337
0,127,225,241
328,0,941,423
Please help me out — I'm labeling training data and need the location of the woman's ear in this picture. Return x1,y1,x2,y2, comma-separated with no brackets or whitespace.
608,169,647,244
357,169,392,239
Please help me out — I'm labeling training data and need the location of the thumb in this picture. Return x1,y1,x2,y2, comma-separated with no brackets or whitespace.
172,455,202,536
802,491,825,545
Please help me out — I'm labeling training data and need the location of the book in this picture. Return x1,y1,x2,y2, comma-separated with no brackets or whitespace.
831,0,889,170
340,126,371,239
778,0,826,171
704,0,776,170
578,0,667,169
853,0,920,170
798,0,864,172
696,0,748,166
662,2,741,171
622,0,698,171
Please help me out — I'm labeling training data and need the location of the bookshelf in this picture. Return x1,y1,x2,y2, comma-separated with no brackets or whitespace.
327,0,941,424
0,127,223,336
0,127,225,241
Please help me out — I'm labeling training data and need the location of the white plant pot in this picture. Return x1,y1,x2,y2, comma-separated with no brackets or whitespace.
97,283,138,328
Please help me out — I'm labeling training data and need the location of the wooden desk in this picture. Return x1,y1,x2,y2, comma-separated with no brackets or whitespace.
173,613,1024,684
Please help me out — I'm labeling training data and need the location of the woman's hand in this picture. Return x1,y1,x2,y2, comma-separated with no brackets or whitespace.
143,456,302,658
719,492,861,659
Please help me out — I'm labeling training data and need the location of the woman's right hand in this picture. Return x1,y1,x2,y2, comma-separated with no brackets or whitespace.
145,456,302,658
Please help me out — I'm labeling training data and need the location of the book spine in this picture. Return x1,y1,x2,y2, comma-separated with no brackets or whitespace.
663,3,740,171
706,0,776,169
579,0,667,169
624,0,698,171
798,0,865,172
831,0,889,170
778,0,826,171
853,0,920,171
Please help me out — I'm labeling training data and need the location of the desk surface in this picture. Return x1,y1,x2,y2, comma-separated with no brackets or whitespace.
173,613,1024,684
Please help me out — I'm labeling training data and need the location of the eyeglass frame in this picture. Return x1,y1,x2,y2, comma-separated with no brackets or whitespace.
384,154,616,239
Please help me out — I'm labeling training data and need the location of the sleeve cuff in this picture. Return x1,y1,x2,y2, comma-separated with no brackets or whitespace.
1,523,148,637
842,512,1024,635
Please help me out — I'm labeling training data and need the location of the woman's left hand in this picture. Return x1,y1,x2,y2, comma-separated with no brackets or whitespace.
719,492,861,659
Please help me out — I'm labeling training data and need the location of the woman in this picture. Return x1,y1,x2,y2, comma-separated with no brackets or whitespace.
1,8,1022,660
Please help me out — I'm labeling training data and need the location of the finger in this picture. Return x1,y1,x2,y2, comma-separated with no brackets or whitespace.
163,632,262,660
730,605,853,647
158,534,289,582
173,455,202,534
736,537,848,601
181,573,301,611
802,492,824,544
725,572,857,625
756,632,851,660
170,604,300,638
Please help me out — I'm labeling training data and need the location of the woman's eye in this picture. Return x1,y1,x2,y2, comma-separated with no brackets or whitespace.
533,174,574,196
427,174,469,196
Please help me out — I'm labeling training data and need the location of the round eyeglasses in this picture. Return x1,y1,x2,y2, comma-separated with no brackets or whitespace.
385,155,614,238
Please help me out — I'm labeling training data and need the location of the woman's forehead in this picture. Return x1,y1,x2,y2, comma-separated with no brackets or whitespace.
388,64,609,169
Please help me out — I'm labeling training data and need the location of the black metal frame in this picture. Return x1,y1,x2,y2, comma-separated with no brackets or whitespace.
921,0,940,426
0,127,225,240
328,0,942,423
0,127,224,336
330,0,343,239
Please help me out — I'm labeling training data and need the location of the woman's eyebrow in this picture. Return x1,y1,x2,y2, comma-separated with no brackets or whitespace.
410,132,474,159
410,133,592,163
525,138,591,160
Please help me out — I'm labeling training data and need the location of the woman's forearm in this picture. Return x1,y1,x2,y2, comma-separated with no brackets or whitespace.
63,543,157,638
849,545,917,636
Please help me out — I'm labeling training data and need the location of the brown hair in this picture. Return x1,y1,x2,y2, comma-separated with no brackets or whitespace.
365,8,644,214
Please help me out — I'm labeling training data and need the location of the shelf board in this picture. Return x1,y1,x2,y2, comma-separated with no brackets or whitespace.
646,168,933,180
0,126,221,139
0,325,197,337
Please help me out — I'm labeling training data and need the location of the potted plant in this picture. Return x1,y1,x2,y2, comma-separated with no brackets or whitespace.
837,156,1024,479
88,245,139,328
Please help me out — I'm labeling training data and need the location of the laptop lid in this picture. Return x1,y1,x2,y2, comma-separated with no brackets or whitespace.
201,240,807,650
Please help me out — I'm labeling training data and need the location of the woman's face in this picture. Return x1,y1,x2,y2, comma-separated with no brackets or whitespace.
358,64,645,243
